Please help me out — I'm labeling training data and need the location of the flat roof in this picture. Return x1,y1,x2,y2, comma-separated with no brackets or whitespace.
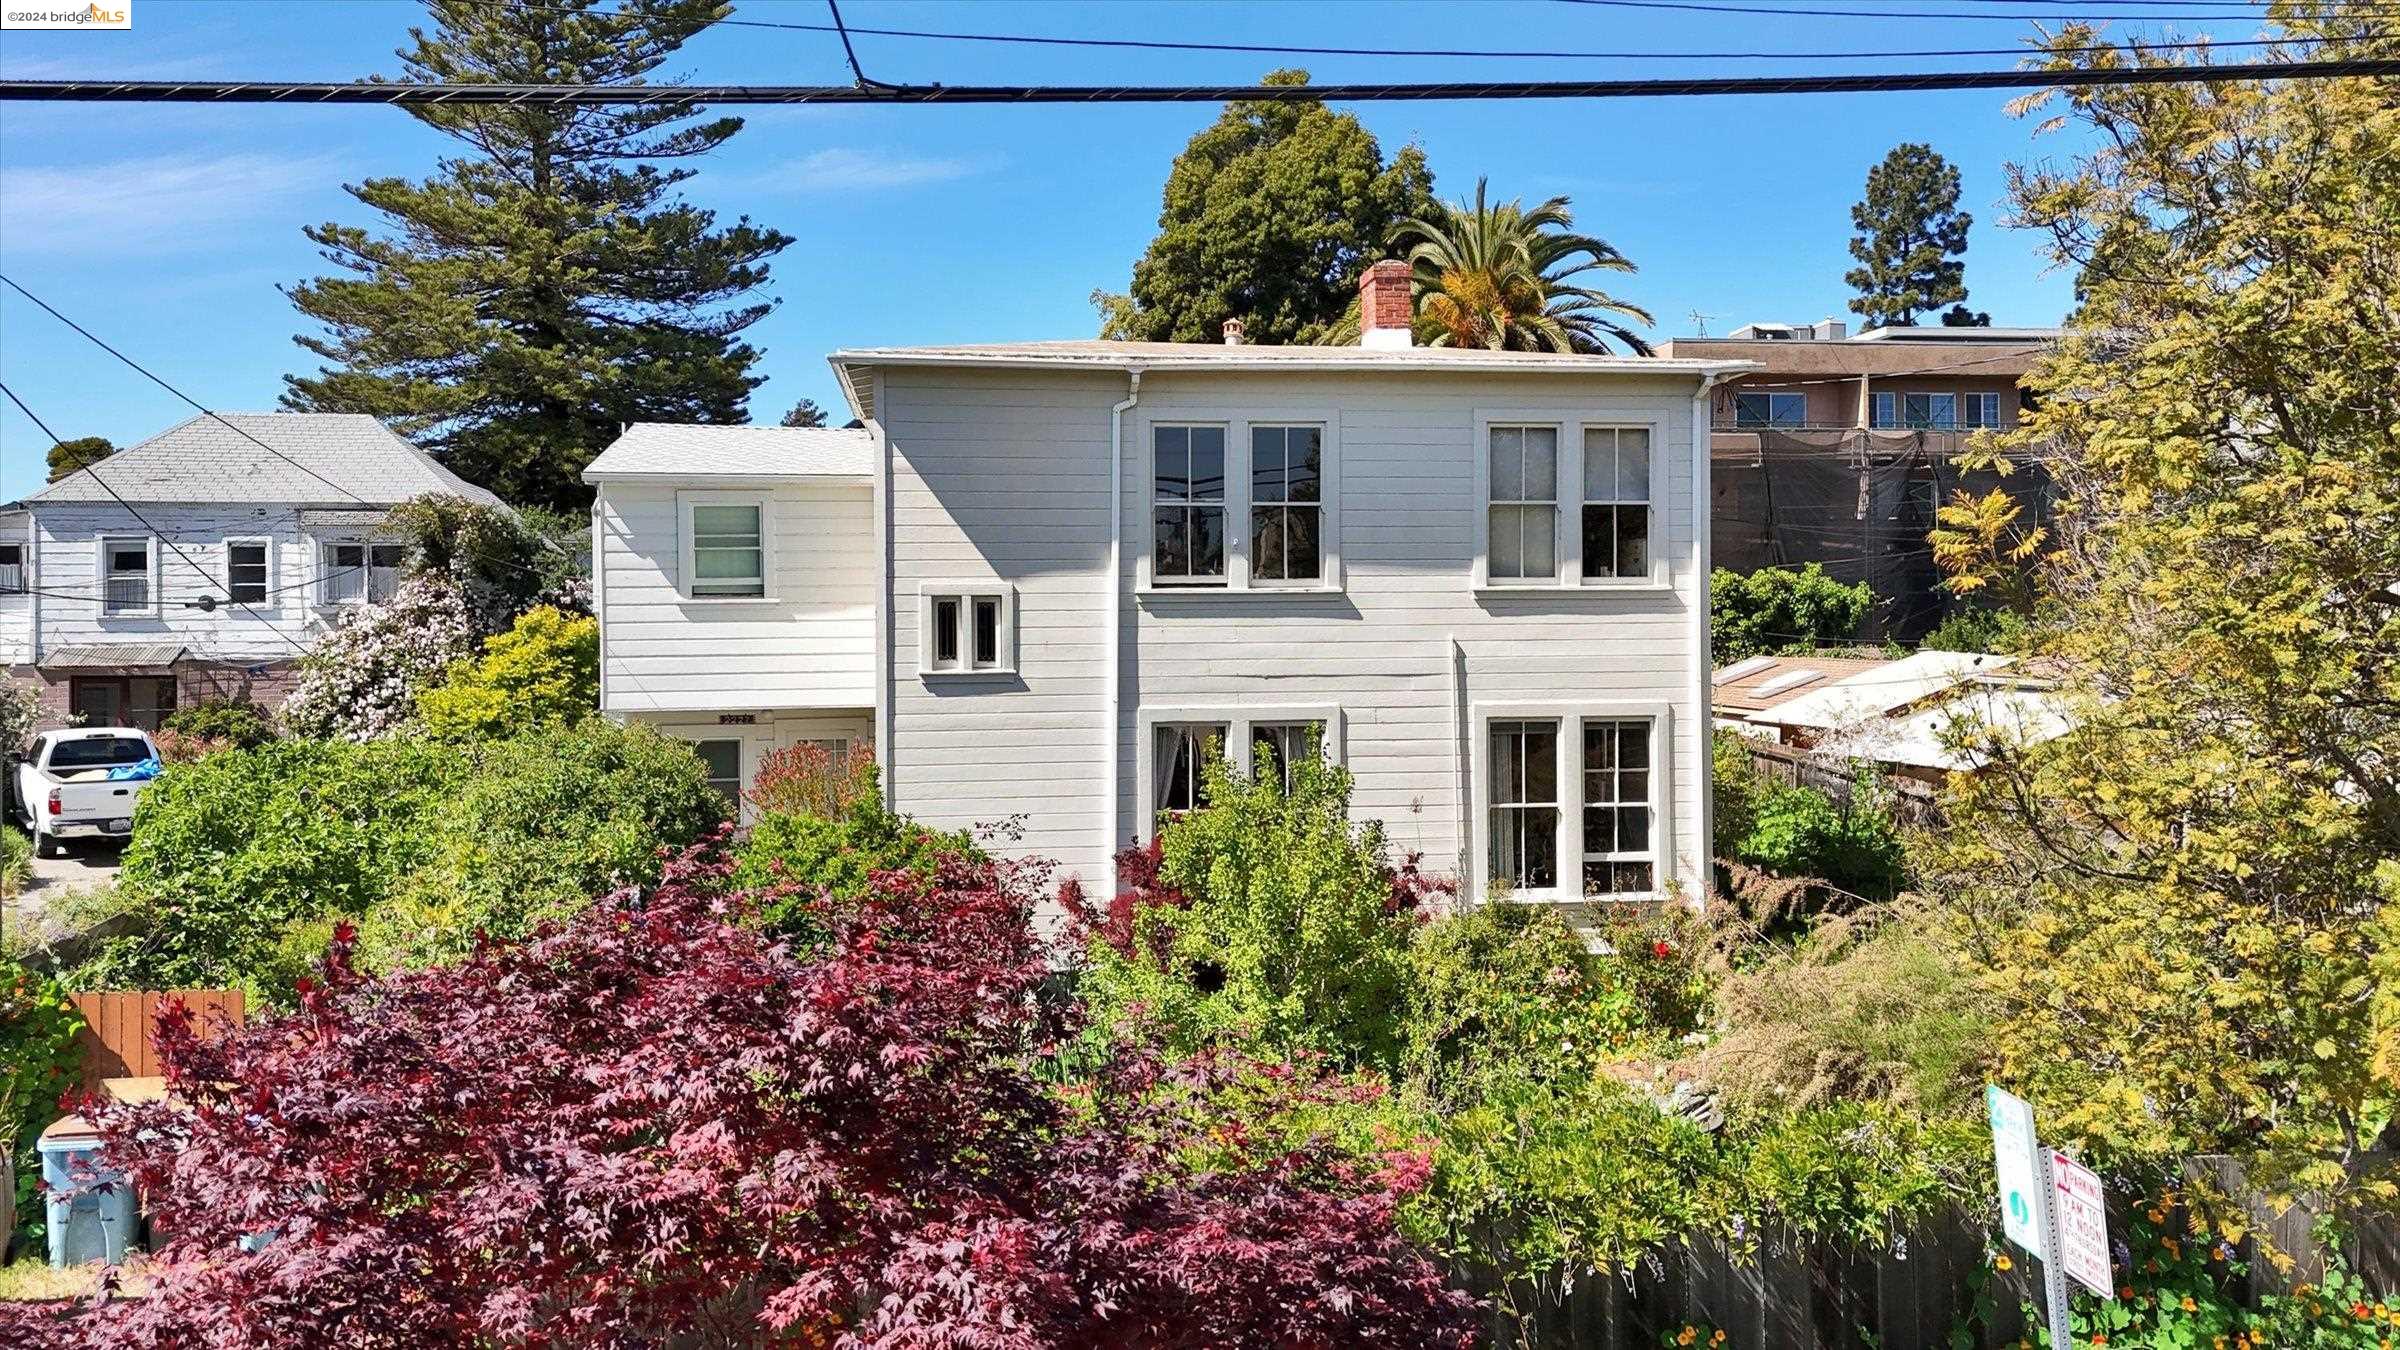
582,423,873,484
832,339,1753,377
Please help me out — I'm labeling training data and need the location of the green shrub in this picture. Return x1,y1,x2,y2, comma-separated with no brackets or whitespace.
88,722,726,996
1711,730,1767,859
730,768,976,941
1079,753,1420,1071
0,827,27,902
161,697,276,749
1711,563,1875,663
415,605,599,741
1,950,83,1249
1733,780,1908,900
1922,601,2029,654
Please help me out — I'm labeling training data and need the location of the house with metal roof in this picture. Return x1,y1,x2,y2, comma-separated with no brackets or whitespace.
1,411,501,731
587,261,1756,905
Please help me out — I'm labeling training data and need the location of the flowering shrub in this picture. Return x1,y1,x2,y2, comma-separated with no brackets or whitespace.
1,843,1473,1347
414,604,598,740
280,574,479,741
746,739,878,818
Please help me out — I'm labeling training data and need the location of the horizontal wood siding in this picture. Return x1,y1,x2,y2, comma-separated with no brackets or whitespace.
881,367,1710,898
597,482,875,713
32,503,336,660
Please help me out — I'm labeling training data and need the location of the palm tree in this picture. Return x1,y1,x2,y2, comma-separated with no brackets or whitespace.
1392,178,1654,355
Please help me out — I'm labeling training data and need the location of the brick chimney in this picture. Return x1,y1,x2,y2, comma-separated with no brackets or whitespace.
1358,259,1412,350
1222,318,1246,346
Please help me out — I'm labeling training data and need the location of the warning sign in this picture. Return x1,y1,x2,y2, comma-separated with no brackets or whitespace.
2050,1151,2114,1298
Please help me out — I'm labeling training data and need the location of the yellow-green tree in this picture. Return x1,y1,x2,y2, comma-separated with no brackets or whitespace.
1928,10,2400,1218
417,605,598,741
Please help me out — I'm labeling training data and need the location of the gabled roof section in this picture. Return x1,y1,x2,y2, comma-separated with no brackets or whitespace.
582,423,873,484
21,413,503,509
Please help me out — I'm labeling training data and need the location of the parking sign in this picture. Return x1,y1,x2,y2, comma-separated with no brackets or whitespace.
1986,1086,2043,1255
2050,1151,2114,1297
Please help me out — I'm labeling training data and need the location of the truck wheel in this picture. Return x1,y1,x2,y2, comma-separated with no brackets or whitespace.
34,833,62,859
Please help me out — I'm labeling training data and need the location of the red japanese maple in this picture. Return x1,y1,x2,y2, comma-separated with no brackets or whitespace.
3,844,1473,1348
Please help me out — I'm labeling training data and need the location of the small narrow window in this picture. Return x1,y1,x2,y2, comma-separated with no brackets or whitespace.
367,543,406,602
689,738,743,806
1963,392,2002,429
1153,425,1227,585
1582,720,1656,896
102,538,151,614
1872,391,1897,428
1581,426,1652,582
323,542,366,605
1488,719,1560,891
971,596,1002,668
932,597,961,668
226,542,268,605
1249,424,1323,583
689,503,766,599
1487,425,1558,582
0,543,23,595
1154,723,1227,820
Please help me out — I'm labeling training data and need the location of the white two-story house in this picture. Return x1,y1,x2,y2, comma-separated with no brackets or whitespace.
1,412,503,730
586,264,1752,903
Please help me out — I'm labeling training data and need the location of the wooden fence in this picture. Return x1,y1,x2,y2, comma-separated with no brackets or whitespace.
70,989,246,1091
1741,740,1945,828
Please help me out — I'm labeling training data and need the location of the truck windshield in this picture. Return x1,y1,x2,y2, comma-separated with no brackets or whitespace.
48,737,153,770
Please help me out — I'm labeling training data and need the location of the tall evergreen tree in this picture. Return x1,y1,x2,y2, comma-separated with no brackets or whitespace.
45,436,115,483
779,399,828,429
1097,70,1437,346
1844,143,1986,329
283,0,790,509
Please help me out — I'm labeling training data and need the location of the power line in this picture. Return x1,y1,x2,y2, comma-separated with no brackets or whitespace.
4,55,2394,105
1549,0,2324,19
0,382,314,655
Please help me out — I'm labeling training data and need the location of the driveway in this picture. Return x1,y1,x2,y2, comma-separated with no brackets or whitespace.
6,838,124,950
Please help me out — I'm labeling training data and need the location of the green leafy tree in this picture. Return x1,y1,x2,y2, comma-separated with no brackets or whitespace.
282,0,791,509
1845,143,1984,329
778,398,828,429
416,605,598,740
1709,563,1876,662
44,435,114,484
1098,70,1437,346
1930,14,2400,1215
1386,177,1653,354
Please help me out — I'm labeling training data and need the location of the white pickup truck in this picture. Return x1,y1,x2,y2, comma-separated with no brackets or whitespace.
11,727,161,857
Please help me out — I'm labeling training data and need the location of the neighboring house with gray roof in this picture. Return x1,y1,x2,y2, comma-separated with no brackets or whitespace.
1,411,501,732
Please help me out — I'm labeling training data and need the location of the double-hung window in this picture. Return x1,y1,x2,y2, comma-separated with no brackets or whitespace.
685,499,767,599
0,543,23,595
1152,425,1227,585
1875,391,1959,429
1251,719,1326,793
1580,426,1652,582
1486,425,1559,583
99,537,154,615
1482,709,1665,901
226,540,269,606
1153,722,1228,819
1248,424,1322,584
1732,391,1808,428
921,584,1014,676
321,541,405,605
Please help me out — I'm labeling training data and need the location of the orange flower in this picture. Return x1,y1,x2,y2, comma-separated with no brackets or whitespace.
1995,1254,2014,1272
2358,1304,2374,1320
2121,1286,2136,1300
2182,1296,2198,1312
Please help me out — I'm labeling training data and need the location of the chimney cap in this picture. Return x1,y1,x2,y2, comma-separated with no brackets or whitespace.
1222,318,1246,346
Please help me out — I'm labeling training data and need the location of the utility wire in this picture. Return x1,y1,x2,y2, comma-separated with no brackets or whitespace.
0,382,314,654
5,55,2395,105
1549,0,2331,19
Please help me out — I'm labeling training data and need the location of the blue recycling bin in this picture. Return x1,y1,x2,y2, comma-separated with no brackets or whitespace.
38,1124,136,1268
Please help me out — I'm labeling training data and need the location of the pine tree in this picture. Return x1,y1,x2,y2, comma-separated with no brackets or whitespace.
779,399,828,429
45,436,115,483
1098,70,1437,346
282,0,791,509
1844,143,1985,329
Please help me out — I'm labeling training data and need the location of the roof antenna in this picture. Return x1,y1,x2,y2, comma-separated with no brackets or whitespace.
1687,309,1716,338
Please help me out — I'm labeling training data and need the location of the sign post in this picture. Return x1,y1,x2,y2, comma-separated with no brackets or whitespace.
1988,1086,2112,1348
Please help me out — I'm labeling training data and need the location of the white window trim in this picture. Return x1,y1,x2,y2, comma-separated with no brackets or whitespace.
223,536,274,609
1886,390,1961,430
94,533,159,618
1133,704,1346,842
1731,389,1809,428
1135,407,1343,596
676,490,776,604
1473,410,1669,593
1469,701,1675,905
917,579,1018,678
311,536,405,608
0,540,27,596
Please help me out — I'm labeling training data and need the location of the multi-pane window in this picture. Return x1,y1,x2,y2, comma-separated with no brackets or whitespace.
1153,722,1228,818
1488,719,1560,891
1874,391,1960,429
1581,721,1655,896
1251,720,1325,792
0,543,22,595
689,739,743,807
101,538,152,614
322,542,407,604
923,589,1010,674
1732,391,1808,427
1963,392,2003,429
1249,425,1323,583
1153,425,1227,585
226,541,268,605
1487,425,1558,582
1580,426,1652,582
688,503,766,599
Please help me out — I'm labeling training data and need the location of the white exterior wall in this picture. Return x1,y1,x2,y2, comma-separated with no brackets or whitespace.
594,480,875,714
877,366,1711,903
27,502,338,660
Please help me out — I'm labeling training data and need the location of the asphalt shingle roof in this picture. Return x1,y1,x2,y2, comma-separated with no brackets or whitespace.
582,424,873,482
20,413,504,508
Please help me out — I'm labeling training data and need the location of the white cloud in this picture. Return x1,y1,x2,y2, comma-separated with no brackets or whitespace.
0,151,337,256
744,147,999,193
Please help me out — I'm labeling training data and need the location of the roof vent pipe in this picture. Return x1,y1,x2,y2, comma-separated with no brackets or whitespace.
1222,318,1245,346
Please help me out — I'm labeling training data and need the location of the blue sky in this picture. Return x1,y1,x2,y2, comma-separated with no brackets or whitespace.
0,0,2266,501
